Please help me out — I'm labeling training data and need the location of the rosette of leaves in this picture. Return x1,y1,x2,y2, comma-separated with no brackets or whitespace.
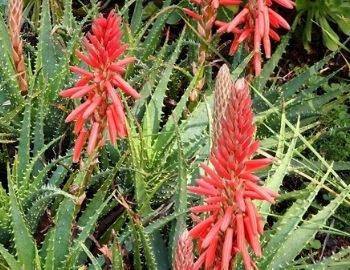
296,0,350,51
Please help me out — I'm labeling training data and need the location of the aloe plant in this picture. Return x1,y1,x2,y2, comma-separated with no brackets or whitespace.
0,0,349,269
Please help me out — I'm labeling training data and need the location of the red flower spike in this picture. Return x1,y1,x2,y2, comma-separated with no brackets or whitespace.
60,10,139,162
184,0,242,72
188,78,278,269
216,0,294,75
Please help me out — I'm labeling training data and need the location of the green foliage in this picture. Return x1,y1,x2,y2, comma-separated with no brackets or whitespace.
316,129,350,161
296,0,350,51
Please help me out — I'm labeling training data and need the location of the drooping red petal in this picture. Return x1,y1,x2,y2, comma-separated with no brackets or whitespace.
190,204,221,213
244,215,262,257
205,236,218,268
73,128,88,163
65,100,91,123
113,74,140,98
222,228,233,270
106,108,117,145
201,218,223,249
220,206,233,232
69,66,93,77
189,216,215,238
87,122,100,155
82,95,102,119
71,84,96,99
227,8,249,32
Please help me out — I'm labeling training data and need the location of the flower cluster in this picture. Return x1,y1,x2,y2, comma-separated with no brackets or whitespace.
217,0,294,75
183,0,242,57
188,78,278,270
184,0,295,75
60,11,139,163
183,0,242,101
184,0,242,41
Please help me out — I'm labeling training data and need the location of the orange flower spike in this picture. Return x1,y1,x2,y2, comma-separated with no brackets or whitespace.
60,10,139,162
188,77,278,269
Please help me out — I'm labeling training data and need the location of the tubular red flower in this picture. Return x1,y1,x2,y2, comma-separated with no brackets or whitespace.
183,8,201,20
73,128,88,163
60,10,139,162
205,236,219,268
65,100,92,123
227,8,249,32
87,122,100,155
188,78,278,269
222,228,233,270
106,108,117,145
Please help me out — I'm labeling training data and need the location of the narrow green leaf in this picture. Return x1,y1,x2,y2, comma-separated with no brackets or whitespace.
144,27,186,136
261,166,330,269
66,192,113,268
170,118,188,260
112,238,124,270
24,135,63,186
281,52,337,99
139,0,171,61
131,221,142,270
257,118,299,215
0,243,21,269
137,225,157,270
79,241,103,270
266,183,350,269
26,185,76,233
62,0,75,30
131,0,143,34
35,0,59,79
44,164,90,269
132,39,169,117
7,163,37,270
17,101,31,185
153,70,199,155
